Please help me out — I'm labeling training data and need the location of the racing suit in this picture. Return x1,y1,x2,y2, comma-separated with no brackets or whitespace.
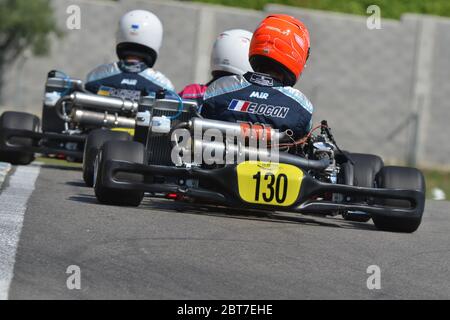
85,60,174,99
85,60,174,144
201,72,313,139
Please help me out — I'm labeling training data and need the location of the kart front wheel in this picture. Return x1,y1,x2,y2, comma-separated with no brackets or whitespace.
83,129,131,187
372,166,425,233
0,111,40,165
94,140,145,206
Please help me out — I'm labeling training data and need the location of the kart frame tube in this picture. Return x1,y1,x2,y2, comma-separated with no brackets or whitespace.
99,159,425,219
0,127,86,158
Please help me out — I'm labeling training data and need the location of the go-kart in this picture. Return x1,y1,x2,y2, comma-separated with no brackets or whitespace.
0,70,152,185
93,97,426,233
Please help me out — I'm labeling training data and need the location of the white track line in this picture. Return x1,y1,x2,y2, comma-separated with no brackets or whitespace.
0,164,40,300
0,162,12,189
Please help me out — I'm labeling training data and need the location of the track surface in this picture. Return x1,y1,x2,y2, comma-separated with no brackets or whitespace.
2,163,450,299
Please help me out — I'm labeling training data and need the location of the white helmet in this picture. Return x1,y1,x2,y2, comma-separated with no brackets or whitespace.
210,29,253,76
116,10,163,67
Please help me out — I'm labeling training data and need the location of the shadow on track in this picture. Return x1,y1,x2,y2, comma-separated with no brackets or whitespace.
69,193,378,232
69,194,98,204
65,180,89,188
141,197,378,231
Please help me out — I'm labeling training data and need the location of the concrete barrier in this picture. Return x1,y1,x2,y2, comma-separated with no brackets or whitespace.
0,0,449,167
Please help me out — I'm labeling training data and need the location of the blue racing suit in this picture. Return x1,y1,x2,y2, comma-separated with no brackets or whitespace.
201,72,313,138
85,60,174,100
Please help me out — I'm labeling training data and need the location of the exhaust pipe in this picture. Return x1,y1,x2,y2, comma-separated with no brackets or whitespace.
55,92,140,120
68,92,139,113
188,117,292,142
71,109,136,128
192,140,330,170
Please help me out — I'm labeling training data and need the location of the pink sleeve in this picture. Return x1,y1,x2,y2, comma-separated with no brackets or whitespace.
179,84,208,100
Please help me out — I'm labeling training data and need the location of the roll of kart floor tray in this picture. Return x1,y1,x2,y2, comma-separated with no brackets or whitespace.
71,109,136,129
69,92,139,114
189,117,292,142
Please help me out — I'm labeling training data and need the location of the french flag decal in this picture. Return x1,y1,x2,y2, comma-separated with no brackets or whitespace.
228,99,252,112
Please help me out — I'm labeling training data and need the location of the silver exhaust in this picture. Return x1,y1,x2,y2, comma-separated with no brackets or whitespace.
70,109,136,128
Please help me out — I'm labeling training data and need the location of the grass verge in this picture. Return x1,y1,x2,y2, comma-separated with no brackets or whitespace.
422,169,450,200
35,156,82,168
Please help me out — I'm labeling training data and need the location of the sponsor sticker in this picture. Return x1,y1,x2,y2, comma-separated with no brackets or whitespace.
130,24,139,35
97,85,141,101
228,99,289,118
250,73,274,86
237,161,303,206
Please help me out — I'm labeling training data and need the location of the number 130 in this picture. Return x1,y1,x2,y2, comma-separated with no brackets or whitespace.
252,171,288,204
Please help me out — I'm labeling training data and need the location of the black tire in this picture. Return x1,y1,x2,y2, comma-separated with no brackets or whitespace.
372,166,425,233
94,140,145,206
351,153,384,189
41,104,65,133
342,153,384,222
83,129,131,187
0,111,40,165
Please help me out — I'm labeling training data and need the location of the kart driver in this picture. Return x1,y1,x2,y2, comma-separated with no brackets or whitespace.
201,15,313,139
179,29,253,105
85,10,174,100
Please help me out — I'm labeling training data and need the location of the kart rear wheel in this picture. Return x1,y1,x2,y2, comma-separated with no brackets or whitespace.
0,111,40,165
94,140,145,206
83,129,131,187
372,166,425,233
342,153,384,222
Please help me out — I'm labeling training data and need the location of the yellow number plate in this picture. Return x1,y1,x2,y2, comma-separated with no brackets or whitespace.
236,161,304,207
111,127,135,136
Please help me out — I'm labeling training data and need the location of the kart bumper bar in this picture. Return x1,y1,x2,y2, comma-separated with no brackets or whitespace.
99,159,425,219
0,127,85,158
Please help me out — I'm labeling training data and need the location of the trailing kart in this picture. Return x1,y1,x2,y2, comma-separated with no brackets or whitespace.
0,70,147,171
93,97,426,233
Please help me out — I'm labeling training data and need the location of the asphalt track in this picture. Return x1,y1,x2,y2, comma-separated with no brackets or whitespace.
1,162,450,299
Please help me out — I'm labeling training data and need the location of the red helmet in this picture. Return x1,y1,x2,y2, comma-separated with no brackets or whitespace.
249,14,310,86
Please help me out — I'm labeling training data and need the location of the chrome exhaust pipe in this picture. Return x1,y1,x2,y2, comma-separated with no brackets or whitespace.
55,92,140,120
192,140,330,170
71,109,136,128
69,92,139,113
188,117,292,142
